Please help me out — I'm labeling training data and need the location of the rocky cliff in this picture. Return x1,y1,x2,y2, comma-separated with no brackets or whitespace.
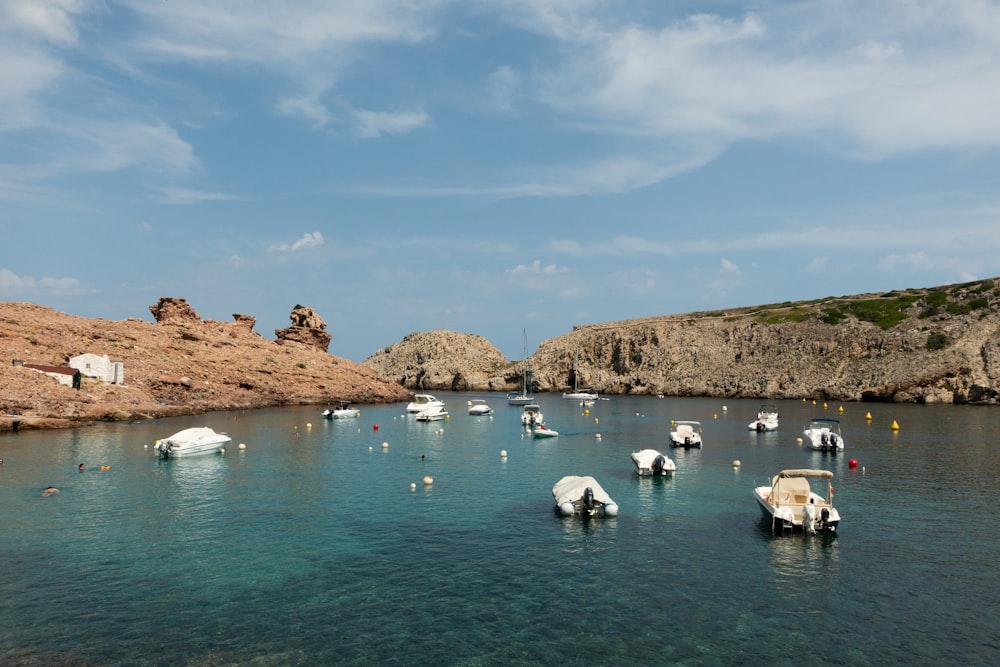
362,278,1000,404
1,299,410,430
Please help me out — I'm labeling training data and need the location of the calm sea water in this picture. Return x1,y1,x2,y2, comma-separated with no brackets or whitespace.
1,395,998,666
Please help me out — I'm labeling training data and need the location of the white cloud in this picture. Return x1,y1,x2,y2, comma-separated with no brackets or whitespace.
269,232,325,253
152,187,238,205
805,257,830,272
355,109,429,139
721,259,740,273
0,267,86,296
507,259,570,289
0,0,81,46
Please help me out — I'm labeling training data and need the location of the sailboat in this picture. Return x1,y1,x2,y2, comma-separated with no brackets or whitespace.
507,330,534,406
563,350,598,400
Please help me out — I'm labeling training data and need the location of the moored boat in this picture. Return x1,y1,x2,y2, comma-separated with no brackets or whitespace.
631,449,675,476
407,394,444,413
467,399,493,416
322,400,360,419
154,427,231,459
415,404,449,422
669,420,703,448
753,469,841,533
521,403,544,427
532,424,559,438
748,405,779,431
552,475,618,517
802,418,844,452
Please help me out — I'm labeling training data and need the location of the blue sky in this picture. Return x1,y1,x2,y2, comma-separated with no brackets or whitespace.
2,1,999,362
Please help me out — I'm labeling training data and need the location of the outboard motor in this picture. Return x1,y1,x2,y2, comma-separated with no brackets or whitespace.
684,436,691,446
582,486,595,516
829,433,838,448
652,455,666,475
821,432,829,447
756,421,766,432
820,507,831,529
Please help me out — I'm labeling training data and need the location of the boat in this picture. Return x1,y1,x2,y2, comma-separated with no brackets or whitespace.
532,424,559,438
552,475,619,517
507,330,534,405
802,418,845,452
753,469,841,533
520,403,544,427
322,400,360,419
563,351,599,400
154,427,231,459
415,404,449,422
669,420,703,448
406,394,444,413
467,399,493,416
630,449,676,476
748,405,779,431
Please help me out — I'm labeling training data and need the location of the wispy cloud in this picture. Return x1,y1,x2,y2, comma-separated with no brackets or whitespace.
355,109,429,139
0,267,87,296
269,232,325,253
152,186,239,205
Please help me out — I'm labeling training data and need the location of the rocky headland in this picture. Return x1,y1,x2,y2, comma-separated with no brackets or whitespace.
0,298,409,431
4,278,999,432
363,278,1000,405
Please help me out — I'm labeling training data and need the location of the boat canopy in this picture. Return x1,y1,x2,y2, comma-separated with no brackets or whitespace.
776,469,834,479
552,476,613,504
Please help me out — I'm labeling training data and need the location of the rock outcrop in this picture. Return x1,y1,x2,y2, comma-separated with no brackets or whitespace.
275,304,331,352
0,300,410,430
363,330,508,391
362,278,1000,404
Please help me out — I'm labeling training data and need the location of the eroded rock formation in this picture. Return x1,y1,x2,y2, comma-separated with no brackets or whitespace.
275,305,332,352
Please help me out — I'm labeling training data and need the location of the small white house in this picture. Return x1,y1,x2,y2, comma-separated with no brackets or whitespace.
69,353,124,385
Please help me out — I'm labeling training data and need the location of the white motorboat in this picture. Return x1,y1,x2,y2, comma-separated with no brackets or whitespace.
532,424,559,438
154,427,231,459
669,420,703,448
467,399,493,416
802,418,845,452
322,401,359,419
406,394,444,413
415,404,449,422
552,476,619,518
753,469,841,533
748,404,779,431
631,449,676,476
520,404,544,427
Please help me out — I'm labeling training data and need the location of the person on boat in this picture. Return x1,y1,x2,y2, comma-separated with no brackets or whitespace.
803,498,817,534
42,486,59,497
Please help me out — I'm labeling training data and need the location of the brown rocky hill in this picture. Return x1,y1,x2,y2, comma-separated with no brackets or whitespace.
362,330,509,391
0,299,410,431
362,278,1000,404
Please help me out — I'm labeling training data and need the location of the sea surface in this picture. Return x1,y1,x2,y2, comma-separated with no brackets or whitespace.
1,394,998,666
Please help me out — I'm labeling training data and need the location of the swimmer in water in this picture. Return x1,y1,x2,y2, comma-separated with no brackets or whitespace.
42,486,59,497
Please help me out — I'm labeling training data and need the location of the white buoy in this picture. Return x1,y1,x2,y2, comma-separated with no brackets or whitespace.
722,405,728,412
796,437,803,444
238,443,246,450
306,423,312,429
381,441,389,449
733,459,741,467
500,449,508,459
410,482,416,490
595,433,601,439
423,475,433,486
368,446,373,451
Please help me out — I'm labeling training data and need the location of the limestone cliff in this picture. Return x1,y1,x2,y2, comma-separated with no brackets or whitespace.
363,330,509,391
362,278,1000,404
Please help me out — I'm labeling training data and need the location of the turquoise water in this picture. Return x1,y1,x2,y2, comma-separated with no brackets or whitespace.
2,395,998,665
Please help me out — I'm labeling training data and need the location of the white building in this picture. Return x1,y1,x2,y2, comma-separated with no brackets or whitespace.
69,353,124,385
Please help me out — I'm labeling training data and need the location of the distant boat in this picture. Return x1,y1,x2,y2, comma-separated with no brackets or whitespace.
407,394,444,414
507,329,534,405
802,418,844,452
520,404,544,427
532,424,559,438
552,476,618,518
322,400,360,420
154,427,231,459
631,449,675,476
415,404,449,422
669,420,703,449
467,399,493,416
563,350,599,400
748,405,779,431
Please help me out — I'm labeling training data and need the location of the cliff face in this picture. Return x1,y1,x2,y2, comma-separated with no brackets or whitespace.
362,330,509,391
362,278,1000,404
0,300,410,430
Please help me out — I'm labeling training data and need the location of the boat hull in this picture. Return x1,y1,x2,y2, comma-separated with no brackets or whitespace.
154,427,231,459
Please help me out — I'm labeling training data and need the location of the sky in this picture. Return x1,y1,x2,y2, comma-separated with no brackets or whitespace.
2,0,1000,363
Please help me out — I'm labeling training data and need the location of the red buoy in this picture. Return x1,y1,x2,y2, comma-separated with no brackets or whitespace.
373,423,379,431
849,459,858,468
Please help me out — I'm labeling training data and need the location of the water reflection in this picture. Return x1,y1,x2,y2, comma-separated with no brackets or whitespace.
634,474,674,519
763,526,840,582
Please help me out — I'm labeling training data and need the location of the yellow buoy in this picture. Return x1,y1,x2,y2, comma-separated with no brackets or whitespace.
823,402,828,409
594,417,599,424
865,412,872,421
838,406,844,413
891,420,900,431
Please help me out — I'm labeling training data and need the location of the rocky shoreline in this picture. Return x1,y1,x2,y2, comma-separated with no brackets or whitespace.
0,299,410,432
